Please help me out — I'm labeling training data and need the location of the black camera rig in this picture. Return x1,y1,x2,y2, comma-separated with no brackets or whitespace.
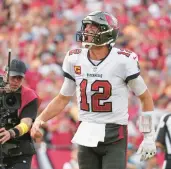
0,49,21,169
0,49,21,112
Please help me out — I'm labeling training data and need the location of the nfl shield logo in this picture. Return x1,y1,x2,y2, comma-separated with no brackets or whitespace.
74,66,81,75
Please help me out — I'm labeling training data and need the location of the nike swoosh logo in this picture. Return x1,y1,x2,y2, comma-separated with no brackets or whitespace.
99,17,105,21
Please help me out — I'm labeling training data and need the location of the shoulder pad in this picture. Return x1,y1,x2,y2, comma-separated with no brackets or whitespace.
117,48,138,61
117,49,132,57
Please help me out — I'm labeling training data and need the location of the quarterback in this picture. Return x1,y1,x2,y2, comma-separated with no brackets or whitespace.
31,11,156,169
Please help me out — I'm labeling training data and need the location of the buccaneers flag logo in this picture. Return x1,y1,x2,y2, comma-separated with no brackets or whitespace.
74,66,81,75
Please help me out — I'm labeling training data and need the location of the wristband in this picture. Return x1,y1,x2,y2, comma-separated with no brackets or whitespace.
17,122,29,136
13,128,20,138
8,128,20,138
139,111,154,133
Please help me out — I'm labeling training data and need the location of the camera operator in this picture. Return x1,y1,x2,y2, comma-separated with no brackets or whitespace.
0,59,39,169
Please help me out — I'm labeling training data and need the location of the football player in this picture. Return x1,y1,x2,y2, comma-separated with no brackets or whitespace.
31,11,156,169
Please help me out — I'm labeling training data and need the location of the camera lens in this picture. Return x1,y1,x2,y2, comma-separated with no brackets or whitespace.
5,94,17,107
2,93,21,109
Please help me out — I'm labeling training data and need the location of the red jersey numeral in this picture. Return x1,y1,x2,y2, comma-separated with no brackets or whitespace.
80,79,89,111
80,79,112,112
117,49,132,57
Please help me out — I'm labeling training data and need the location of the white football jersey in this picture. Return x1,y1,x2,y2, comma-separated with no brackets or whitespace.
62,47,140,125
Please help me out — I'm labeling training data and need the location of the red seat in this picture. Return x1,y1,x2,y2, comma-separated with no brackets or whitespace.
47,149,71,169
51,132,73,146
31,154,39,169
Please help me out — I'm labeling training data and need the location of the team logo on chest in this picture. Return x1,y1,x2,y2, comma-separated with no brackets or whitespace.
74,66,81,75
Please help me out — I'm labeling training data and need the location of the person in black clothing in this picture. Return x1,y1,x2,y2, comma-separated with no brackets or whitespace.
0,59,38,169
156,112,171,169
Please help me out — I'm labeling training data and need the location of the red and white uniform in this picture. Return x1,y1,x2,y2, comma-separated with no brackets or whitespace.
62,47,140,125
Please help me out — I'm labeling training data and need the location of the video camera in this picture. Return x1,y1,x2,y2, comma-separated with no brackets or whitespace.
0,49,21,112
0,77,21,110
0,50,22,169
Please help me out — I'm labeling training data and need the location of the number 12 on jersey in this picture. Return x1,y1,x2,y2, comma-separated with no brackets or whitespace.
80,79,112,112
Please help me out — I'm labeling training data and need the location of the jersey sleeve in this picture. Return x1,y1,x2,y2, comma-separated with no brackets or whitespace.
60,78,76,96
62,51,75,82
124,56,140,84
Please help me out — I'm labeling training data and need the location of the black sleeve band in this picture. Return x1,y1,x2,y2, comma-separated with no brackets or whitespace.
125,72,140,84
63,71,75,82
13,128,20,138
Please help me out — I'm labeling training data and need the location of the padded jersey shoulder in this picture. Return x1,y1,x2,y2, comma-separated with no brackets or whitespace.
111,47,138,62
66,48,88,63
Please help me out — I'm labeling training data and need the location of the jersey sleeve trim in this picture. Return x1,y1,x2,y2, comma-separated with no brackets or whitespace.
64,71,75,82
125,72,140,84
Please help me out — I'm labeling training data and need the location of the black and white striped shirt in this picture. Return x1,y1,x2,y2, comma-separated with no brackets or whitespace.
156,113,171,154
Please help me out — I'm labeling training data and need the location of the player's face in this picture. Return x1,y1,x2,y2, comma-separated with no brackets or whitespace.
84,23,99,43
9,76,23,91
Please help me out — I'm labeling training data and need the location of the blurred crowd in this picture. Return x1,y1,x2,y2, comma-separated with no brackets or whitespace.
0,0,171,168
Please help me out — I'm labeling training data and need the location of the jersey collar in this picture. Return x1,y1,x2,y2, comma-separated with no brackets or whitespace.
87,46,112,66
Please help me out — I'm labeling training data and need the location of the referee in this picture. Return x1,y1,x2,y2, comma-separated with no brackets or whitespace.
156,113,171,169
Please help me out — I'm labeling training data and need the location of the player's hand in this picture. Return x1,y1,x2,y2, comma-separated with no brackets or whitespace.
0,128,11,144
31,120,44,140
137,135,156,161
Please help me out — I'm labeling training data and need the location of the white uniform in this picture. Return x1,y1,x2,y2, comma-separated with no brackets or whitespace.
62,47,140,125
